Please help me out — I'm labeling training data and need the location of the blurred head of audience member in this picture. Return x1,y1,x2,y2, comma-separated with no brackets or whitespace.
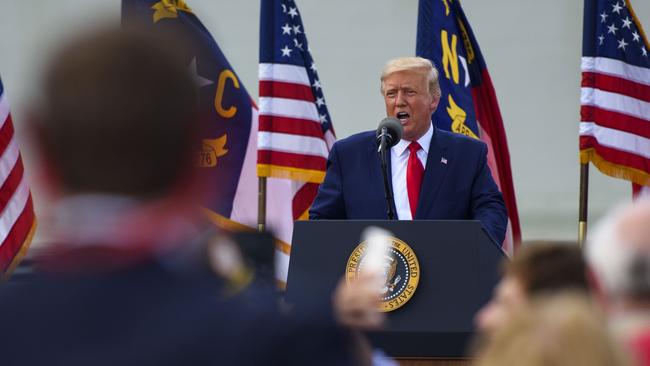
37,28,197,198
30,23,203,259
475,241,589,335
587,199,650,366
0,25,367,366
473,293,632,366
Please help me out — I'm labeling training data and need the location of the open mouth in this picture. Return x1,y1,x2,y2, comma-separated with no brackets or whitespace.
396,112,410,122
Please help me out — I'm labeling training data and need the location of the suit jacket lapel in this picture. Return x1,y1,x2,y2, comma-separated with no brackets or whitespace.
415,127,449,219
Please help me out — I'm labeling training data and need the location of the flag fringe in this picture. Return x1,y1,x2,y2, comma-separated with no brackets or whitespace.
1,219,37,281
275,240,291,255
276,279,287,290
257,164,325,183
296,208,309,221
201,208,292,255
580,148,650,186
202,207,256,232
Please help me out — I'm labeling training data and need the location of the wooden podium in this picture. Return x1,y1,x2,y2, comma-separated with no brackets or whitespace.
286,220,505,364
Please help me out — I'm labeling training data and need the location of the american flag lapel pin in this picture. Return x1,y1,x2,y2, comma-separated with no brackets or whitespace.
441,157,447,165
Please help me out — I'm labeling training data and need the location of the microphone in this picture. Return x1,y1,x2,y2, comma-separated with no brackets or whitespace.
375,117,403,220
375,117,403,152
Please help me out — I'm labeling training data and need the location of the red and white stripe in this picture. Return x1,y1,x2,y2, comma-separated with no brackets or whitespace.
257,63,336,284
258,63,334,167
258,62,335,221
580,56,650,183
0,91,36,277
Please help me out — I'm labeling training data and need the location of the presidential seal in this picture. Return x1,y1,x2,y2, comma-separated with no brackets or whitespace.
345,237,420,312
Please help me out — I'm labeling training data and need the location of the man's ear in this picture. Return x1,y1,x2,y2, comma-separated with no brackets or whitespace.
430,95,440,114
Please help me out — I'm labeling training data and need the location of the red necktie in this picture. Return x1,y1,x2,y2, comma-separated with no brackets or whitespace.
407,141,424,219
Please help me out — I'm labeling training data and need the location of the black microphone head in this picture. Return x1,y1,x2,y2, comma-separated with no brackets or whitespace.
376,117,403,148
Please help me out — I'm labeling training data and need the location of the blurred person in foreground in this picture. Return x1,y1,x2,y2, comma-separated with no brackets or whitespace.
473,293,631,366
474,241,589,337
587,199,650,366
0,26,379,366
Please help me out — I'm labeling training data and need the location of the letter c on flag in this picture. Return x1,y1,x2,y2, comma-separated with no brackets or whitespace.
214,69,240,118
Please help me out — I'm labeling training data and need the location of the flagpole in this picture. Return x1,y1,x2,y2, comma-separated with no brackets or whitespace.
258,177,267,232
578,163,589,247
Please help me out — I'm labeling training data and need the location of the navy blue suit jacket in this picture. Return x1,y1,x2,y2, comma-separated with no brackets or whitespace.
310,127,508,244
0,249,355,366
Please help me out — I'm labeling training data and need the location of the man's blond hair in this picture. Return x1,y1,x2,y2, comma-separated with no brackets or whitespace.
380,56,441,99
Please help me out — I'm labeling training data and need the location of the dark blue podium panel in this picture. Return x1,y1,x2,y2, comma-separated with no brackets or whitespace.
286,220,506,357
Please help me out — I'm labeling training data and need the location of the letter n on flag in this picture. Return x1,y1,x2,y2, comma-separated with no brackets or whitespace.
0,78,37,279
580,0,650,198
257,0,336,283
416,0,521,254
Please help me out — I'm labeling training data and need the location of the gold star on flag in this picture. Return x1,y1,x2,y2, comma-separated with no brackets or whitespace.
151,0,193,23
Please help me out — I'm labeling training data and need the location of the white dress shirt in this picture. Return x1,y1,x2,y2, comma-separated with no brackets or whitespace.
390,123,433,220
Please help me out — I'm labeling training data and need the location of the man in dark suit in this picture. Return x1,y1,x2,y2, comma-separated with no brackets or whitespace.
310,57,507,244
0,26,361,366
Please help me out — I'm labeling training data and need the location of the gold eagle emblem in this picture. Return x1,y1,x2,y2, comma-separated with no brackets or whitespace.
346,236,420,312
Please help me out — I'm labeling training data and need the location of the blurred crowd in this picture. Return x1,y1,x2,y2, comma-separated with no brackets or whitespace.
0,24,649,366
472,198,650,366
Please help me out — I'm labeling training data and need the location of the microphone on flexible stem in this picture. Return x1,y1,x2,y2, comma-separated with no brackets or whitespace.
375,117,403,220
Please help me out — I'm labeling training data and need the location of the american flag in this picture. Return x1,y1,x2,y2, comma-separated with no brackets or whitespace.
581,0,650,195
0,78,36,279
258,0,335,225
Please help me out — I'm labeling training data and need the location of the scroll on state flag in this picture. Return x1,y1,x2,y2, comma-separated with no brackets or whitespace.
416,0,521,254
580,0,650,197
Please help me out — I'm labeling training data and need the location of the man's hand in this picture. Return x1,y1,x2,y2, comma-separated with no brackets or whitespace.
333,271,385,330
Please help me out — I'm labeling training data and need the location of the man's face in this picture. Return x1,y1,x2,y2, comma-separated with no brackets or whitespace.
383,70,439,141
474,276,528,336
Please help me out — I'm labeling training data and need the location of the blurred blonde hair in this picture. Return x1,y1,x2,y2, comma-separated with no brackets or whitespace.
380,56,441,99
473,293,631,366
